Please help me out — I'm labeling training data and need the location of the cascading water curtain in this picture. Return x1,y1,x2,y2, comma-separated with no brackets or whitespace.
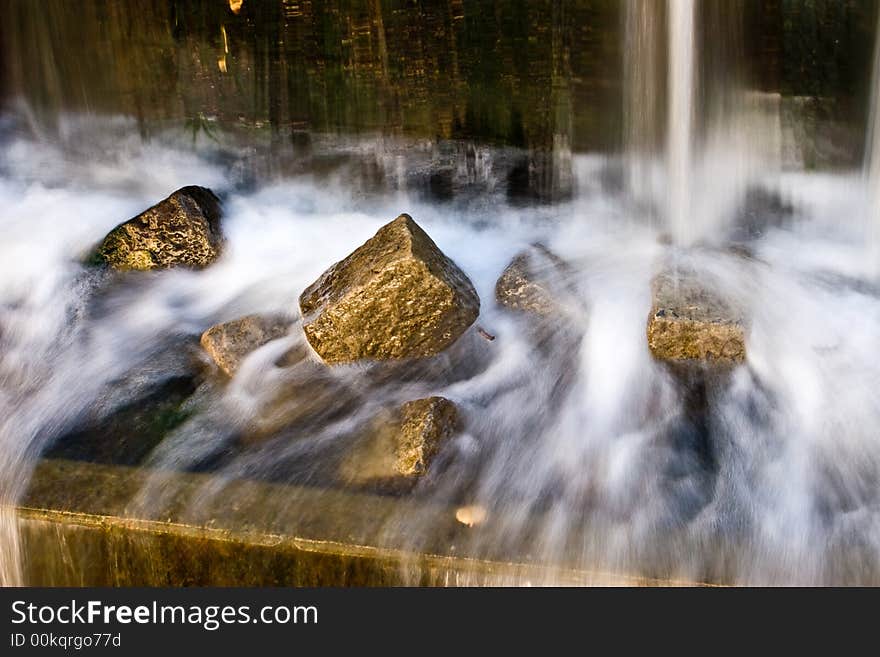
666,0,696,246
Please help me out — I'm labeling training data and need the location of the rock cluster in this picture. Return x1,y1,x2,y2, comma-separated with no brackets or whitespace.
193,213,478,482
92,195,486,483
88,188,757,492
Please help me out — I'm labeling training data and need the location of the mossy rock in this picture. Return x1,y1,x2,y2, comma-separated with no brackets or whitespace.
94,186,223,270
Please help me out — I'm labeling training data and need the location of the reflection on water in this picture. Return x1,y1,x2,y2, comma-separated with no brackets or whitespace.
1,1,876,163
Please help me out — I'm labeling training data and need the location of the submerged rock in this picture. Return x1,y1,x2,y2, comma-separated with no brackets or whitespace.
299,214,480,364
94,186,223,270
495,243,575,317
44,375,197,467
394,397,459,477
240,354,357,443
43,336,202,467
339,396,460,488
647,269,746,365
200,313,293,377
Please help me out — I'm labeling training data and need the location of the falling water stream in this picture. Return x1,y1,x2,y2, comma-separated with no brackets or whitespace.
1,2,880,586
666,0,695,245
865,8,880,276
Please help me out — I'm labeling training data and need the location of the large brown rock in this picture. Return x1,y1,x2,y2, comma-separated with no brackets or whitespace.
495,243,575,317
339,396,460,488
95,186,223,270
200,313,293,377
647,269,746,365
299,214,480,364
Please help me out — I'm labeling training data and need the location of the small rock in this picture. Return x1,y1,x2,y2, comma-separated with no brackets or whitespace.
395,397,459,476
94,186,223,270
647,269,746,365
200,313,293,377
339,396,460,488
495,243,575,317
299,214,480,364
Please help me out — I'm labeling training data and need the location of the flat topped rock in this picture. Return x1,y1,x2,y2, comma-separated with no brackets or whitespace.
95,186,223,270
647,269,746,365
495,243,575,317
339,396,460,488
200,313,293,377
299,214,480,364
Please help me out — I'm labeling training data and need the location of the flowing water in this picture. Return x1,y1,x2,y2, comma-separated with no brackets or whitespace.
865,6,880,276
1,1,880,586
665,0,695,245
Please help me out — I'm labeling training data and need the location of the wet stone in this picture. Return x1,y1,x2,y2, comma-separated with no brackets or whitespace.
299,214,480,364
200,313,293,377
339,396,460,490
495,243,576,317
94,186,223,270
647,269,746,365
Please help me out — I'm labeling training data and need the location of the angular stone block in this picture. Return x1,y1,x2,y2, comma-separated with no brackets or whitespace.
299,214,479,364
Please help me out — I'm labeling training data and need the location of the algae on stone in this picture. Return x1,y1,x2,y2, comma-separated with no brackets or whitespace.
299,214,480,364
647,269,746,365
200,313,293,377
95,186,223,270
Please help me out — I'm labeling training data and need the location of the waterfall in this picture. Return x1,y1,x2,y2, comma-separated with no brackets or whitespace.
622,0,665,210
666,0,696,245
865,10,880,276
624,0,777,246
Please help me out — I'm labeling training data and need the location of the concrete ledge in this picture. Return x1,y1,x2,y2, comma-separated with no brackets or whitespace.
15,459,697,586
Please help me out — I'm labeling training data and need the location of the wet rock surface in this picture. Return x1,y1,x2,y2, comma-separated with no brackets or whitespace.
495,243,576,317
647,269,746,365
94,186,223,270
299,214,480,364
43,336,203,467
200,313,293,377
339,396,460,489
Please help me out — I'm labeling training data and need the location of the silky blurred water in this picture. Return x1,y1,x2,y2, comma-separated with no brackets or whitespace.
0,106,879,584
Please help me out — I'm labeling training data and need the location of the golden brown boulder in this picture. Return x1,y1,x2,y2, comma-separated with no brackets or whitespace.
299,214,480,364
95,186,223,270
495,243,574,317
339,396,460,487
200,314,292,376
647,269,746,365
